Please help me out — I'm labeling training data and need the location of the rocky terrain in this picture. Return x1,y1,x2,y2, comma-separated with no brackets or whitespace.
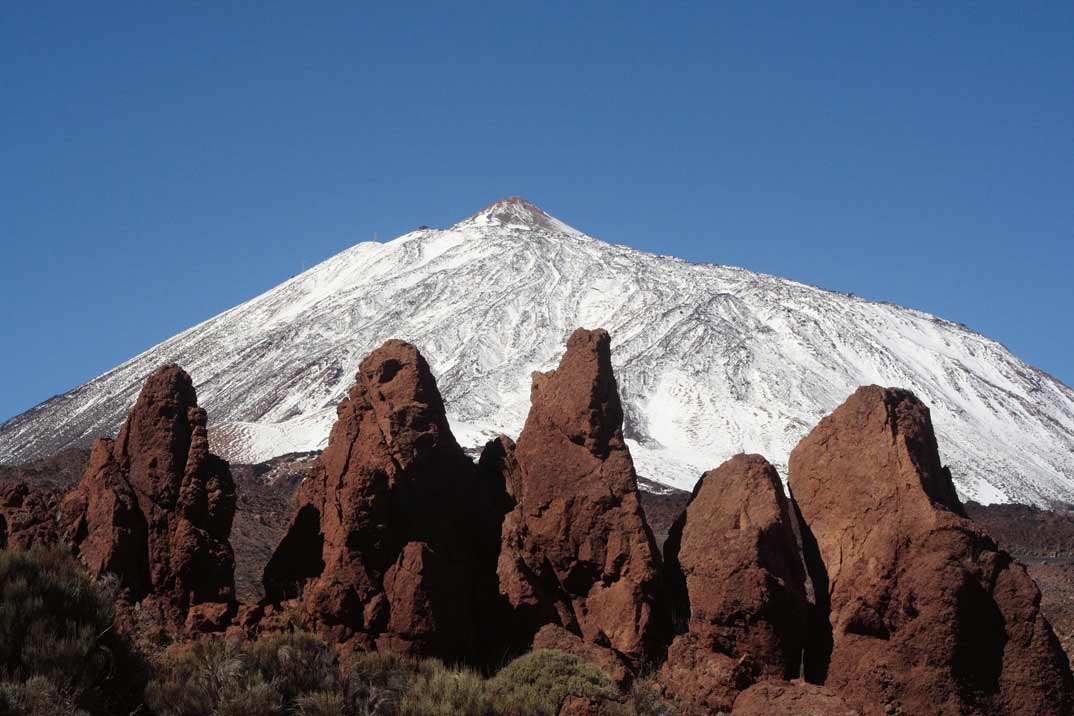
789,385,1071,714
256,339,496,661
3,198,1074,506
490,328,667,670
3,329,1074,715
58,364,238,632
965,501,1074,670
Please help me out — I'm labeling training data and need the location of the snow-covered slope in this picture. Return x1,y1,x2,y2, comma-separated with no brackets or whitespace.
3,197,1073,505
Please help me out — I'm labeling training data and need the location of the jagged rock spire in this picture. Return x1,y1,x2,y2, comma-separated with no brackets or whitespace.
59,364,237,632
491,328,667,669
261,339,496,660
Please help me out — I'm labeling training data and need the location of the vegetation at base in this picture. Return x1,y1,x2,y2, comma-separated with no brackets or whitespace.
0,547,146,716
0,546,681,716
486,649,618,715
146,641,623,716
146,643,680,716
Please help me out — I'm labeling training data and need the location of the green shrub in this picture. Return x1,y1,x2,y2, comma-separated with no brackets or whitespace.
623,678,680,716
399,666,493,716
146,632,340,716
145,638,248,716
341,648,621,716
0,547,145,715
247,631,338,704
487,649,618,716
343,652,429,716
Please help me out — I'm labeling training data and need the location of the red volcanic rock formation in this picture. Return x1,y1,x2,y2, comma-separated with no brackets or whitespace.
493,328,666,668
730,681,860,716
261,340,491,660
0,481,62,550
59,365,237,631
533,623,633,687
660,454,809,713
789,386,1074,716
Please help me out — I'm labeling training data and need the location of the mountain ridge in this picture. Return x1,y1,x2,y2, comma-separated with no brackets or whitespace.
3,198,1073,506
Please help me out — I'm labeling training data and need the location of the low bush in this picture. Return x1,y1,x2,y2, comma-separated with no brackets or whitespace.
0,548,681,716
295,690,347,716
338,648,623,716
247,631,339,704
148,644,624,716
145,637,269,716
146,631,341,716
487,649,619,716
622,677,681,716
0,547,145,716
344,651,430,715
0,676,87,716
399,665,493,716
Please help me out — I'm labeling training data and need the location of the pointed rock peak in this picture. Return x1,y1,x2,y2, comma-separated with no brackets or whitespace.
358,339,446,417
59,362,237,632
129,363,199,423
797,385,963,514
786,385,1074,714
260,338,491,661
350,339,460,464
528,328,623,458
455,196,580,234
139,362,196,397
496,327,667,668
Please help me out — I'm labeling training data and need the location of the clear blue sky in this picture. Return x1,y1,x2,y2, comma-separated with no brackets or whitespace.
2,2,1072,423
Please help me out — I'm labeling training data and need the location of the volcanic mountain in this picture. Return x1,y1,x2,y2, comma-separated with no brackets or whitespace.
2,197,1073,504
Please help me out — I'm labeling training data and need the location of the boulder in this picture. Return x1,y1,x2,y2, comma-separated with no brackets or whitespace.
661,454,809,713
494,328,666,668
788,385,1074,715
730,681,862,716
0,481,62,550
59,364,237,630
533,623,633,688
261,340,494,661
557,695,621,716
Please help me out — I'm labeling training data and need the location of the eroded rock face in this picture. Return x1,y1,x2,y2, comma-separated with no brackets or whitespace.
660,454,809,713
0,481,62,550
59,365,237,631
789,386,1074,716
494,328,666,668
730,681,862,716
261,340,492,661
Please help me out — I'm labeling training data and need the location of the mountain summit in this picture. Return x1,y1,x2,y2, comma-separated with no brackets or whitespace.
2,201,1073,505
455,196,579,234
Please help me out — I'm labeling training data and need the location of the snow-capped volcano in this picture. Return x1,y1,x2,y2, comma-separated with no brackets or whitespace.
3,198,1073,505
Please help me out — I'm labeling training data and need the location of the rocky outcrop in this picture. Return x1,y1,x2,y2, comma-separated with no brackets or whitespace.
533,624,633,688
260,340,494,661
493,328,666,669
556,695,622,716
660,454,809,713
730,681,861,716
788,385,1074,716
59,365,237,631
0,481,62,550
